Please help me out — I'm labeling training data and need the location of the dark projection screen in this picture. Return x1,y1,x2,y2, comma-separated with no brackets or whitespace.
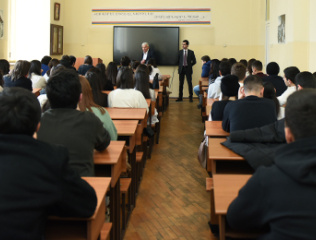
113,26,179,66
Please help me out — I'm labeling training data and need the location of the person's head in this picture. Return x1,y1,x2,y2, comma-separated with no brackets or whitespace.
294,71,316,90
106,62,118,86
201,55,211,63
84,55,93,65
210,59,220,80
116,67,134,89
242,75,264,97
46,69,81,109
147,64,153,75
120,56,131,67
134,70,151,99
219,61,231,76
41,56,52,66
136,64,149,74
228,58,237,67
0,87,41,136
182,40,189,50
220,75,240,99
147,58,157,68
78,75,105,114
131,60,141,72
231,63,246,81
0,59,10,75
96,63,107,79
28,60,42,77
285,89,316,142
46,58,60,77
283,66,300,86
266,62,280,76
251,60,263,74
239,59,248,68
59,55,72,68
85,69,103,92
69,55,76,66
263,81,280,116
11,60,31,81
141,42,149,53
247,58,256,75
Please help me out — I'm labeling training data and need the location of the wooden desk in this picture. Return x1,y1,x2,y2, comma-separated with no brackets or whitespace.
94,141,126,240
112,120,138,207
206,98,219,117
207,138,245,173
213,174,252,240
105,108,146,122
45,177,111,240
205,121,229,137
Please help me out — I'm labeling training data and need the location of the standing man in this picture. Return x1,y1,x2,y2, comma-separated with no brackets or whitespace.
141,42,155,64
177,40,196,102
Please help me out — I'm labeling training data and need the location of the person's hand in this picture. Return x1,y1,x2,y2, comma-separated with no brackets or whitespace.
141,60,145,64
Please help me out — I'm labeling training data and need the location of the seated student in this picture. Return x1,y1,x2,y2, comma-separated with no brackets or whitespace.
96,63,114,91
222,75,277,132
231,62,246,87
209,75,240,121
108,67,148,111
37,69,110,176
246,58,256,76
106,61,118,86
263,81,281,119
78,75,117,140
28,60,46,89
277,66,300,106
227,89,316,239
134,67,159,124
0,59,10,76
295,71,316,90
131,60,140,73
0,87,97,240
3,60,32,91
252,60,267,78
78,55,94,75
192,55,212,108
263,62,287,96
85,69,109,107
40,55,52,76
0,71,3,92
147,58,162,82
120,56,131,68
207,60,231,99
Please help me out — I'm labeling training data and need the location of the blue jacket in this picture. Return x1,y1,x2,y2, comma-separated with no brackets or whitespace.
201,60,211,77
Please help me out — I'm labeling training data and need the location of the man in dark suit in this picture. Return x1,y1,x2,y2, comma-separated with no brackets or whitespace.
0,87,97,240
141,42,155,64
177,39,196,102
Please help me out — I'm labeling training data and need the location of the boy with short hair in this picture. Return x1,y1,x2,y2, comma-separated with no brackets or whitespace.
0,87,97,240
222,75,276,132
37,69,111,176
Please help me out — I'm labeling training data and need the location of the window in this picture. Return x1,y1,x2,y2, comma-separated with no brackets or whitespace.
9,0,50,61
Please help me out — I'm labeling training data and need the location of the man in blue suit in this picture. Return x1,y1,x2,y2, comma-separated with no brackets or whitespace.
177,39,196,102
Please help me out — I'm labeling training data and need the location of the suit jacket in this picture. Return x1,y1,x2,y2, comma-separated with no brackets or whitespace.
178,49,196,74
141,49,155,64
0,134,97,240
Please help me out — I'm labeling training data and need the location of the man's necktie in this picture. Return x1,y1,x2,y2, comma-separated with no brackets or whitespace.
184,50,187,66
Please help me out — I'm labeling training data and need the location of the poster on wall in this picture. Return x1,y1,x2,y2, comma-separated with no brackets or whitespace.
91,8,211,26
0,10,4,39
278,14,285,44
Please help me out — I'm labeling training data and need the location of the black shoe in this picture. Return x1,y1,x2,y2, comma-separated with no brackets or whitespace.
176,98,183,102
189,98,193,102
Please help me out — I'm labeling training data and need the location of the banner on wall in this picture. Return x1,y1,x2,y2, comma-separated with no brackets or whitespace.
91,8,211,26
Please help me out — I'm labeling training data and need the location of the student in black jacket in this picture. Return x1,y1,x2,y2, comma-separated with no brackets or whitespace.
227,89,316,240
0,87,97,240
